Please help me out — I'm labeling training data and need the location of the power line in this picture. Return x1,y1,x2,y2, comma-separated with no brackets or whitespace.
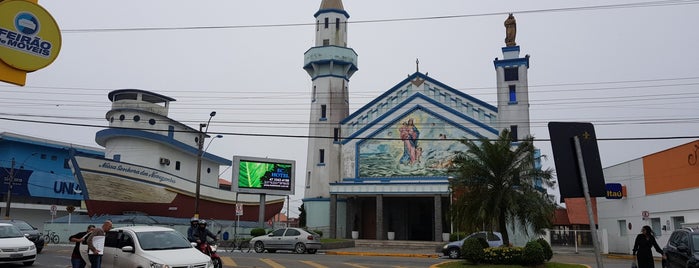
59,0,699,33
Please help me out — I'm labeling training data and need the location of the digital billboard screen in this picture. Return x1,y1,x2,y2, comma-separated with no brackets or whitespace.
232,156,295,195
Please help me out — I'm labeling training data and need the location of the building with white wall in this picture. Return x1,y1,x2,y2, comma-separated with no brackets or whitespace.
598,140,699,254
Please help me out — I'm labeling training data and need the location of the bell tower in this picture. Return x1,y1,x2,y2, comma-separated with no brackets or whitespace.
302,0,358,230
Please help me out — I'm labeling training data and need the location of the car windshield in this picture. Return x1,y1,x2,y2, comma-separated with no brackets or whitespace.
0,225,24,238
136,230,192,250
0,220,34,231
692,234,699,253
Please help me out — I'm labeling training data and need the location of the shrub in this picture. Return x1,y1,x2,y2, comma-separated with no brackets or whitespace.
312,230,323,237
521,240,546,265
461,238,485,264
449,232,468,242
483,246,523,265
476,237,489,249
536,238,553,261
250,228,266,237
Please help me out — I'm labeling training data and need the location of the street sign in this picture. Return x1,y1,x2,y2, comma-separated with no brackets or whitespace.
548,122,606,200
235,203,243,216
50,205,57,216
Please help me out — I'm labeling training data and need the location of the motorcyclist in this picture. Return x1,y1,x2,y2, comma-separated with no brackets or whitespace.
186,217,199,242
191,220,217,246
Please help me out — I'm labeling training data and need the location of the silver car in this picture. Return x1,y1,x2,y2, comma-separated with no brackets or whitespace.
251,227,322,254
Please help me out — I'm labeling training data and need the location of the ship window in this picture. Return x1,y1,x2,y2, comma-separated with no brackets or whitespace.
323,39,329,46
336,18,340,30
316,20,319,31
64,158,70,169
509,85,517,103
41,154,47,159
119,115,125,121
319,149,325,164
207,167,211,174
149,119,156,125
306,171,311,188
510,125,518,142
133,115,140,122
114,154,121,161
321,105,327,119
324,17,328,28
51,155,57,161
175,161,181,170
333,128,339,142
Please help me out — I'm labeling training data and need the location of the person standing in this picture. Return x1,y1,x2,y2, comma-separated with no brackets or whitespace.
69,224,95,268
86,220,112,268
633,225,663,268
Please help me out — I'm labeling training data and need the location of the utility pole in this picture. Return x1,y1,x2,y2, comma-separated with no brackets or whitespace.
4,157,15,219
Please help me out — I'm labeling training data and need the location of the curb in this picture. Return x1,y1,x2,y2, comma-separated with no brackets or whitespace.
325,250,440,258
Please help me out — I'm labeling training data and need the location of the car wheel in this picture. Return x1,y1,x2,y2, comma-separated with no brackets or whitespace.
307,248,317,254
254,241,265,253
294,243,306,254
212,257,222,268
447,248,460,259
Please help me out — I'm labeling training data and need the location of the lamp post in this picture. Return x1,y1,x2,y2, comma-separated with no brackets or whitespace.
4,157,15,219
194,111,216,219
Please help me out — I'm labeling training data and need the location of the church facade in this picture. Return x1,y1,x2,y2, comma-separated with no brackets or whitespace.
303,0,533,243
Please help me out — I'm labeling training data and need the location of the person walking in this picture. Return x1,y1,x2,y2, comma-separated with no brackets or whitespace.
633,225,663,268
69,224,95,268
86,220,113,268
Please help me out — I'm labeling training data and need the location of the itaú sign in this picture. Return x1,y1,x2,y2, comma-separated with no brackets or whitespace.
605,183,624,199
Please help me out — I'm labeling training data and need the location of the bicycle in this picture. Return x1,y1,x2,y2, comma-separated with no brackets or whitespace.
42,230,60,244
222,236,251,253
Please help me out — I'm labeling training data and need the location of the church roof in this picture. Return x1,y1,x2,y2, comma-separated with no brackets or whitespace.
320,0,344,10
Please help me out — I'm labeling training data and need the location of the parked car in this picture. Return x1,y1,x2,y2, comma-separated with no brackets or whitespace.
440,231,503,259
0,223,37,266
251,227,322,254
0,219,45,253
663,227,699,268
80,226,213,268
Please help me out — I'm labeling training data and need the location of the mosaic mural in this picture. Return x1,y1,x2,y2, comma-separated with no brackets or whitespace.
358,109,473,177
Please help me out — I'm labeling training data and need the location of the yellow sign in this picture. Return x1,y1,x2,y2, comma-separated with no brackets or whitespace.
0,0,61,72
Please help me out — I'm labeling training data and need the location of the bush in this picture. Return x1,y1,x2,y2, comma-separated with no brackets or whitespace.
521,240,546,265
312,230,323,237
483,246,523,265
250,228,266,237
449,232,468,242
461,238,486,264
536,238,553,261
476,237,489,249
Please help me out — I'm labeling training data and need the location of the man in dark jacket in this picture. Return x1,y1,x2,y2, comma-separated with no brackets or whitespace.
69,225,95,268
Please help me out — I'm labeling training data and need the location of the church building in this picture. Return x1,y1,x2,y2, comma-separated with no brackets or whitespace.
303,0,533,243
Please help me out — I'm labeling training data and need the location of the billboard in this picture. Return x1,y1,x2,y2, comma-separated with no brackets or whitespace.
232,156,295,196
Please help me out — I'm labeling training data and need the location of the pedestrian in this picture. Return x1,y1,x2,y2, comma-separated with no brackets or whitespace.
86,220,112,268
69,224,95,268
633,225,663,268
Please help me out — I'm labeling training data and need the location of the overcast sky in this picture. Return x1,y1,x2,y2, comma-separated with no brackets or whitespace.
1,0,698,216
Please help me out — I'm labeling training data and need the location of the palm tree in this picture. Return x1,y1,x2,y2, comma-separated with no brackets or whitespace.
448,129,556,245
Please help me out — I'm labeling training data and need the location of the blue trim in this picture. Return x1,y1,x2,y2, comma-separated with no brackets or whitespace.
303,197,331,202
501,46,520,52
508,101,518,105
95,129,231,165
303,59,358,69
493,57,530,69
310,74,353,81
341,93,498,144
340,72,496,124
0,133,103,156
319,118,327,121
317,163,326,166
68,149,90,199
342,176,450,183
314,9,350,18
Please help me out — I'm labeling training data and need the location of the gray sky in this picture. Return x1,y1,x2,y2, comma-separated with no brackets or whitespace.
1,0,698,216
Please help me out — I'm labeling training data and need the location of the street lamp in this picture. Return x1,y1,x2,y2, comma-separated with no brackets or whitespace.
194,111,216,219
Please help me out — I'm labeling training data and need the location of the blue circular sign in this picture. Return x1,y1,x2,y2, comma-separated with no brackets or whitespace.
15,12,39,35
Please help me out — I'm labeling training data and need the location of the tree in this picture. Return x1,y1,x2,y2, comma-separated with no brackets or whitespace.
448,129,556,245
298,203,306,227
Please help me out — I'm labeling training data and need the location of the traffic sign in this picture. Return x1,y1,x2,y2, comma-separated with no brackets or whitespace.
235,203,243,216
50,204,57,216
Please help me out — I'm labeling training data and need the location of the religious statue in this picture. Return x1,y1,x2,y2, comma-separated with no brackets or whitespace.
504,13,517,47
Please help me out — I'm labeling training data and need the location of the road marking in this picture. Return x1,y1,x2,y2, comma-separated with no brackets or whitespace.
300,260,327,268
221,256,237,267
343,263,370,268
260,258,285,268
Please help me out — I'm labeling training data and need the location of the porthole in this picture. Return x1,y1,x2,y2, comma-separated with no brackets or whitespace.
133,115,140,122
149,119,156,125
207,168,211,173
119,115,125,121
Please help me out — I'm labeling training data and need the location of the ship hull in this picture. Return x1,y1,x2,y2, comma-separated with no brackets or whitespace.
70,155,283,221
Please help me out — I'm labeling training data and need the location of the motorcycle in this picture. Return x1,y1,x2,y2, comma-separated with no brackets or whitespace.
197,239,222,268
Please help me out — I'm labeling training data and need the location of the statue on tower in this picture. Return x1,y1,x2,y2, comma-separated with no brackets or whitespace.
504,13,517,47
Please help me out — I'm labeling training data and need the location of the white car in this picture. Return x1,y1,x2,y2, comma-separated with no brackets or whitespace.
81,225,213,268
440,231,504,259
0,223,36,266
250,227,322,254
